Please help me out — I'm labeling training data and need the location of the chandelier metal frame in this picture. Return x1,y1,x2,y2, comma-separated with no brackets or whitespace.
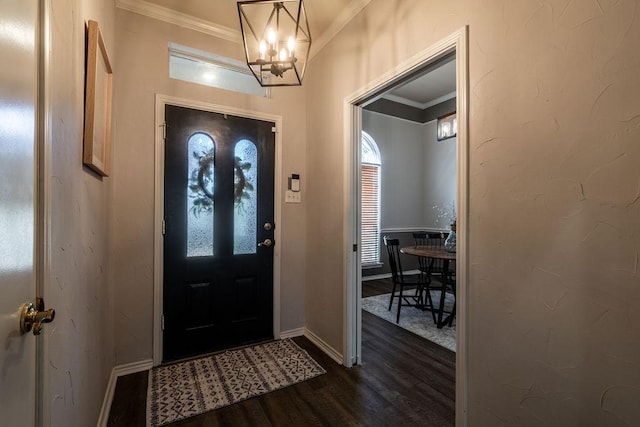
238,0,312,87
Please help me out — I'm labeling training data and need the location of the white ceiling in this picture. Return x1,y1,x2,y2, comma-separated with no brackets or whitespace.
385,59,457,108
141,0,356,39
118,0,372,56
141,0,362,38
116,0,455,107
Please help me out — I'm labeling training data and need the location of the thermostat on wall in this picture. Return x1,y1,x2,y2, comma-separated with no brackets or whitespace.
288,174,300,192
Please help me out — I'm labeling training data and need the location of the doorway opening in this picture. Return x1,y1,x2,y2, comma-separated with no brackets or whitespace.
344,27,469,424
361,52,457,349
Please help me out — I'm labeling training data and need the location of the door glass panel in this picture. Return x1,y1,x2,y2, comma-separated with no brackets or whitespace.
234,139,257,255
187,133,215,257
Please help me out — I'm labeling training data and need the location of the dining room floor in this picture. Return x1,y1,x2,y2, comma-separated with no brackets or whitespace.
362,277,416,297
361,277,456,351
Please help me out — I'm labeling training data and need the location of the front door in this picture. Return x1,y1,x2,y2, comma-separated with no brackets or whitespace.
0,0,40,424
163,105,275,362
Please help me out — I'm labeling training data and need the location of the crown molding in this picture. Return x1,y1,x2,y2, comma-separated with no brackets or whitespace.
382,90,457,110
116,0,371,62
381,94,426,110
309,0,371,61
421,91,457,109
115,0,242,44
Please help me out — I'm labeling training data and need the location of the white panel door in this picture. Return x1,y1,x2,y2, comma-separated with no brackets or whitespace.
0,0,39,425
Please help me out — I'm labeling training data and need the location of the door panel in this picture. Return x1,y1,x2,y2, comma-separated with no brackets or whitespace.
163,105,275,362
0,0,39,424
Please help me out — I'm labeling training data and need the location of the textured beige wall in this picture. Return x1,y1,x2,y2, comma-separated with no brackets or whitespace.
47,0,116,425
111,10,307,364
305,0,640,424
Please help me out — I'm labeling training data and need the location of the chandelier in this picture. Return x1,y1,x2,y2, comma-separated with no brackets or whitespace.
237,0,312,87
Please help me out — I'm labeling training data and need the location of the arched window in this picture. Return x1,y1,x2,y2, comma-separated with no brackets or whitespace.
361,131,381,266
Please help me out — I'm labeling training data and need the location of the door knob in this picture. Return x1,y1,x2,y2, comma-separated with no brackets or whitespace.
258,238,273,247
20,297,55,336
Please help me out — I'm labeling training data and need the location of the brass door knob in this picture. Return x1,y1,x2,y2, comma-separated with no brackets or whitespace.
20,298,55,335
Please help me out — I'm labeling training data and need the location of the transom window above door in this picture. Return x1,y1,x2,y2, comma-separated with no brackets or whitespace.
168,43,268,98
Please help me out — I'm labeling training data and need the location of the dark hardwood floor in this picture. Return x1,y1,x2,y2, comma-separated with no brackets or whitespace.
107,305,454,426
362,277,419,298
362,277,394,297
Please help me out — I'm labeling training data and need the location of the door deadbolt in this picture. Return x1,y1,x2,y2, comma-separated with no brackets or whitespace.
20,298,55,336
258,238,273,247
264,222,273,231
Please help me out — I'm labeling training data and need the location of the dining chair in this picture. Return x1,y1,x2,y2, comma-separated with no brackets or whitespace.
383,236,423,323
412,232,431,282
412,231,456,326
412,231,450,282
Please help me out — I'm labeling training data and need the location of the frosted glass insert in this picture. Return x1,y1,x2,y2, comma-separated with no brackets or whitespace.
187,133,215,257
234,139,257,255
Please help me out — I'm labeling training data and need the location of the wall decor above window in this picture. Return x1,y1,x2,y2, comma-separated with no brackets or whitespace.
437,112,457,141
83,20,113,176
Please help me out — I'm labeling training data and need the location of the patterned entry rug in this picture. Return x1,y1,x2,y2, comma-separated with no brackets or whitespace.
362,292,456,352
147,339,326,426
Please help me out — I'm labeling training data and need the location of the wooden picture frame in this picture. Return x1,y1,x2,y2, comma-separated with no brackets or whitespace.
83,20,113,176
437,112,457,141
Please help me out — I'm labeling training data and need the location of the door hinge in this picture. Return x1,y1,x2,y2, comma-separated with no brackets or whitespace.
161,122,167,140
161,314,165,330
353,244,357,252
271,126,277,133
162,219,166,235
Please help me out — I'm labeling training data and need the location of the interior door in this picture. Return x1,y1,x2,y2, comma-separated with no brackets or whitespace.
163,105,275,362
0,0,40,424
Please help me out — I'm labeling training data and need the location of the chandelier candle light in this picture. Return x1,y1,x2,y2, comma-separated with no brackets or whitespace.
238,0,311,87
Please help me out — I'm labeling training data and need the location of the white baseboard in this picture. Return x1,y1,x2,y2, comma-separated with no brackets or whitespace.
303,328,344,365
279,327,305,339
280,327,343,365
97,331,341,426
97,359,154,427
362,269,420,281
362,272,391,281
381,227,448,233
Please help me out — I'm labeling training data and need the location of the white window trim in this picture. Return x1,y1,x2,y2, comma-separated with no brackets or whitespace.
361,131,381,266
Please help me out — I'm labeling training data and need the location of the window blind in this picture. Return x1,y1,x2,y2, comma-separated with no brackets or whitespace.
361,164,380,265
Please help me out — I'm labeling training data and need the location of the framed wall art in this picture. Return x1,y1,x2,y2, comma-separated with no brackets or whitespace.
83,20,113,176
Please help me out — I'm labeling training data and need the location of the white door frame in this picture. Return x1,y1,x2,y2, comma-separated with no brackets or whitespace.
38,1,53,424
153,94,283,365
343,27,469,425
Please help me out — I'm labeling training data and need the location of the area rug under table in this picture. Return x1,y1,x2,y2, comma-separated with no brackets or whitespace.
362,292,456,352
147,339,326,426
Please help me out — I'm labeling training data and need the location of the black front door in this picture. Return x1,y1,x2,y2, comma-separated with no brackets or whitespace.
163,105,275,362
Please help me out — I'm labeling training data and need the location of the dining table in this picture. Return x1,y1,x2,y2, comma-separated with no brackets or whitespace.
400,245,456,328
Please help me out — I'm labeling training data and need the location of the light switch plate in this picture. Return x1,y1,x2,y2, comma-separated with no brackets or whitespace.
285,190,301,203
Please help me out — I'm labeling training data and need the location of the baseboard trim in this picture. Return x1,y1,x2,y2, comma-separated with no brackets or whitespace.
97,334,341,425
97,359,154,427
363,272,391,281
362,269,420,281
279,327,305,339
303,328,344,365
381,227,448,233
